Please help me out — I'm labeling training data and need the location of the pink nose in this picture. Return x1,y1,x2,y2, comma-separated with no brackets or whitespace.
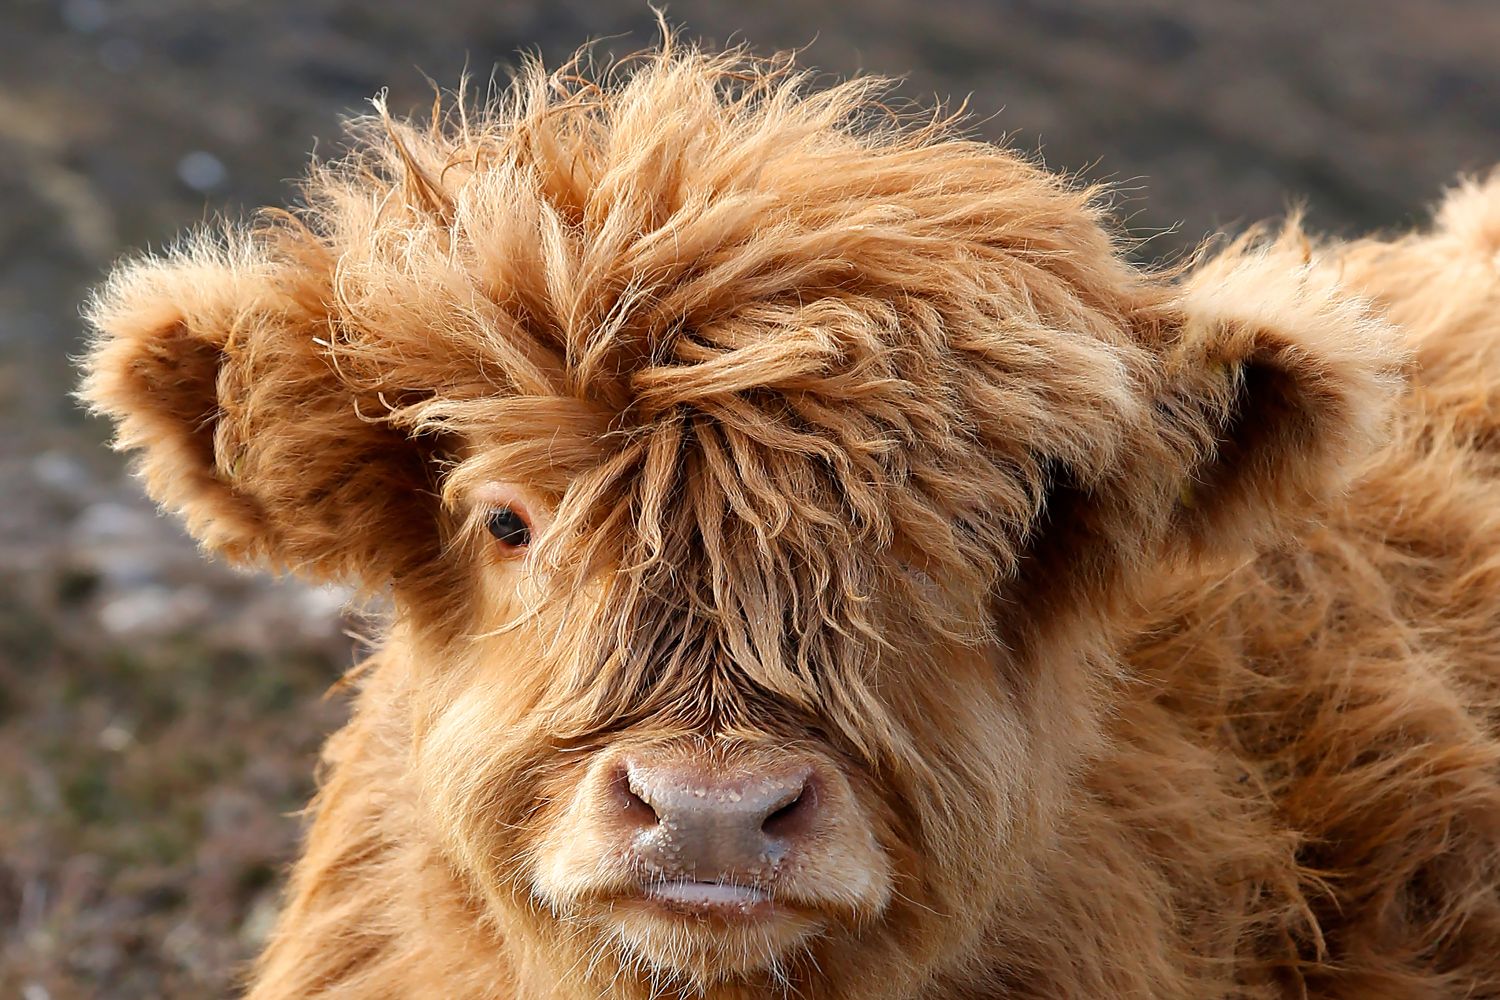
617,757,819,880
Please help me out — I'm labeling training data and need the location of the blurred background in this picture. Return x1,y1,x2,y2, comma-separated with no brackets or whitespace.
1,0,1497,995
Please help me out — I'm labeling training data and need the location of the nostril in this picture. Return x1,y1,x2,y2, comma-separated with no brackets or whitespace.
613,765,659,828
760,781,815,839
760,792,802,834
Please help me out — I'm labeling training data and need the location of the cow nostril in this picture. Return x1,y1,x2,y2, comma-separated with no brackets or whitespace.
614,766,659,828
760,783,813,838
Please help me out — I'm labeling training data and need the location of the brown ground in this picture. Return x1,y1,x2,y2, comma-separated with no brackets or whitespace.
1,1,1496,996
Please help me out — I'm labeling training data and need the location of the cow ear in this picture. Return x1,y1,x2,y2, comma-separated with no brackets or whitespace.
81,237,283,562
80,231,446,587
1157,234,1405,559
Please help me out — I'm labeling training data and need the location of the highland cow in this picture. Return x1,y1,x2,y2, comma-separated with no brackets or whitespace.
80,35,1500,1000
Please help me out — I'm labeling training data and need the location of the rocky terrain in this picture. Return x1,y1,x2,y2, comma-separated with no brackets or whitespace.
1,0,1496,995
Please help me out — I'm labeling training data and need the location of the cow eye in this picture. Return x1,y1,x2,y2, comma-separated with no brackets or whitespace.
485,506,532,548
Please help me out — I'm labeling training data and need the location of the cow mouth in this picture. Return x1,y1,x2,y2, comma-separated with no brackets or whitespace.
638,878,778,919
600,878,823,981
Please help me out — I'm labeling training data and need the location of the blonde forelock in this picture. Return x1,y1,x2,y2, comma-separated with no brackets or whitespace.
259,32,1168,742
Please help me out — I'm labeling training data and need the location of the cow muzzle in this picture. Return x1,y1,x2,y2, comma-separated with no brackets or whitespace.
613,753,820,914
526,738,894,981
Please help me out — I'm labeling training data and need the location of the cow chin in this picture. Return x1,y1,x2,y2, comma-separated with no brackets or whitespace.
575,900,825,986
527,860,862,990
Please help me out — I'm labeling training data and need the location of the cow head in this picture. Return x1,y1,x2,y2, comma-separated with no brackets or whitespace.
81,38,1399,998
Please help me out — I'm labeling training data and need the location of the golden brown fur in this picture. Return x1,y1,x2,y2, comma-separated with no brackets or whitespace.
79,33,1500,999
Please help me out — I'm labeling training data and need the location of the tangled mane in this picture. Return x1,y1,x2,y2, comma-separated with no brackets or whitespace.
260,37,1217,742
83,30,1394,764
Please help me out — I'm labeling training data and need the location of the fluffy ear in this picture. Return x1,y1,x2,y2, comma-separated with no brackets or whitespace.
1157,233,1406,558
80,230,446,587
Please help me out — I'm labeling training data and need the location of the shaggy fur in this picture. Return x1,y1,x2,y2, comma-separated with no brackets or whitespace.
80,34,1500,999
